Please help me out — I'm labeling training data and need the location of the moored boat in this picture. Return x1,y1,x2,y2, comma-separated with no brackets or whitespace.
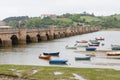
65,45,77,49
85,53,96,56
39,55,51,60
111,44,120,48
75,43,88,47
95,37,104,40
75,56,91,60
43,52,59,56
89,40,98,42
111,44,120,50
106,51,120,59
86,47,96,51
91,41,100,44
76,40,88,43
88,43,99,46
49,59,68,64
112,47,120,50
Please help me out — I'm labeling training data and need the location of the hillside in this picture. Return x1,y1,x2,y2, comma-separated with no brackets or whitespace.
2,13,120,28
80,16,101,22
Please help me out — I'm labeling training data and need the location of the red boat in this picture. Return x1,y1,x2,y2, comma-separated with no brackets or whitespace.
39,55,51,60
95,37,104,40
106,52,120,59
106,52,120,56
88,43,99,46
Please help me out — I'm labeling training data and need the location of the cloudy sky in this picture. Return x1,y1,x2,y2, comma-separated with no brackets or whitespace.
0,0,120,20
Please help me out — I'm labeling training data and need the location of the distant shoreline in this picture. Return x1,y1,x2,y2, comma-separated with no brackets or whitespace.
101,28,120,31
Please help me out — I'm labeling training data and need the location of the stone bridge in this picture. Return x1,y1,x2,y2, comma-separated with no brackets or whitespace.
0,27,99,47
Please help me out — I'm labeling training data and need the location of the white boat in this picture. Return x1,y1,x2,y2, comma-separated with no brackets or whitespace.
75,43,88,47
65,45,77,49
89,39,98,42
106,51,120,59
76,40,88,43
85,53,96,56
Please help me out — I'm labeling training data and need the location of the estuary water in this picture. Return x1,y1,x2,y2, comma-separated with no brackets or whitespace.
0,30,120,70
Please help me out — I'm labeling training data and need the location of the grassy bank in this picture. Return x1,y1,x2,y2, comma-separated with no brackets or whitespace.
0,65,120,80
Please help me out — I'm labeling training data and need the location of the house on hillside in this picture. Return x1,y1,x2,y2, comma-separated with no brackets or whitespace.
0,21,11,31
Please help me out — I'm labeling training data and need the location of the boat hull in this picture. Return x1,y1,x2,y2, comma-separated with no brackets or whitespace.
91,42,100,44
65,45,77,49
106,52,120,59
112,48,120,50
75,43,88,47
39,55,51,60
43,52,59,56
76,40,88,43
88,44,99,46
75,56,91,60
95,38,104,40
49,60,68,64
86,47,96,51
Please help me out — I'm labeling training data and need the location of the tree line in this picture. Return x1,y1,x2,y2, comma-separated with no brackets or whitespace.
3,12,120,28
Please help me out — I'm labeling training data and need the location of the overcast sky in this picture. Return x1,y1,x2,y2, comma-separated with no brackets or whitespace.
0,0,120,20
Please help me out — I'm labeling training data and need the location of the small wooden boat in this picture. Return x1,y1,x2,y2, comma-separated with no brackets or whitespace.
65,45,77,49
112,47,120,50
86,47,96,51
43,52,59,56
95,37,104,40
89,40,98,42
111,44,120,50
75,56,91,60
75,43,88,47
39,55,51,60
106,51,120,59
85,53,96,56
88,43,99,46
91,41,100,44
76,40,88,43
49,59,68,64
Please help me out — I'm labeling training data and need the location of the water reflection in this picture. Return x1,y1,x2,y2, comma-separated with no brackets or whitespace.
0,31,120,70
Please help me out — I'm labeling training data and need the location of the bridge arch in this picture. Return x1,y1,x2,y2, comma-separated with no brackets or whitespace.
11,35,19,45
63,32,66,37
26,35,32,43
37,34,42,42
0,38,2,47
53,33,56,39
46,33,49,40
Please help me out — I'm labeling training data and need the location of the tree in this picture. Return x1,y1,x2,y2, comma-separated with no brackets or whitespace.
8,20,19,28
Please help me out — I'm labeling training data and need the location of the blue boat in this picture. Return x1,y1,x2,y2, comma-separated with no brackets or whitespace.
86,47,96,51
49,59,68,64
43,52,59,56
91,41,100,44
112,47,120,50
75,56,91,60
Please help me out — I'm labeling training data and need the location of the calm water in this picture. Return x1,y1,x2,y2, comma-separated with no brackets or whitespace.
0,30,120,70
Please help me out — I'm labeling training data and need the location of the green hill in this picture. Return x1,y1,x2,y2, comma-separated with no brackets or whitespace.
55,18,72,23
80,16,101,22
